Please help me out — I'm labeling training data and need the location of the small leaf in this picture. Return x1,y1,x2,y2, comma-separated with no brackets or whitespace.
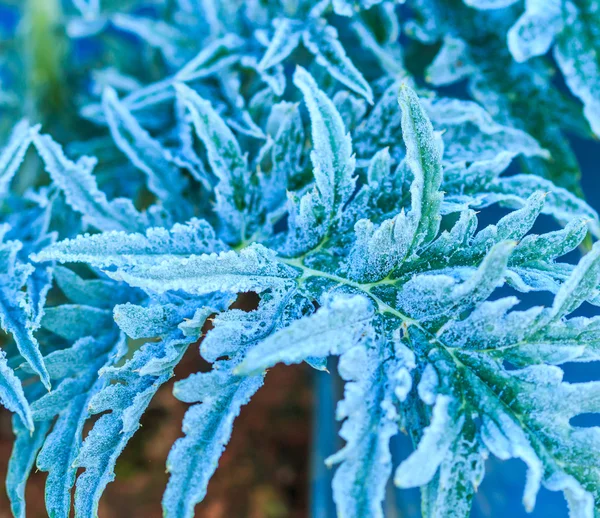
303,20,374,104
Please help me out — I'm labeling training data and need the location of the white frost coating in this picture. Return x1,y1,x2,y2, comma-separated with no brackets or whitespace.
463,0,519,8
554,2,600,137
426,36,475,86
397,241,515,323
237,295,374,374
0,121,38,198
545,472,594,518
257,18,302,71
480,414,543,511
548,241,600,322
106,244,299,295
394,395,462,487
507,0,563,63
303,21,374,103
33,218,225,268
293,66,356,217
417,363,438,405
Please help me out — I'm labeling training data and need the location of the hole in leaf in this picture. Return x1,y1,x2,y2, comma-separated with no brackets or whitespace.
561,361,600,383
570,413,600,428
229,291,260,312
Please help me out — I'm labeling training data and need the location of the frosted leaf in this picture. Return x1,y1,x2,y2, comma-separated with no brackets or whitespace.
547,242,600,322
512,218,589,264
398,84,444,257
326,332,411,518
426,36,475,86
351,20,406,79
237,295,374,374
6,417,52,518
257,18,303,71
34,218,225,268
480,413,543,511
440,297,542,352
395,395,463,488
554,2,600,136
201,287,303,363
293,66,356,218
33,335,126,518
545,472,594,518
472,191,546,251
457,173,600,236
349,84,444,280
102,87,190,219
0,351,33,432
0,121,38,198
0,239,50,390
354,81,403,158
52,266,142,310
41,306,113,342
348,215,413,282
426,210,478,259
284,189,329,255
303,21,374,103
397,241,515,327
103,245,298,296
507,0,563,62
334,91,368,132
110,14,186,67
175,34,243,82
175,83,250,241
163,371,263,518
417,364,439,405
32,133,146,233
73,330,196,517
261,101,304,212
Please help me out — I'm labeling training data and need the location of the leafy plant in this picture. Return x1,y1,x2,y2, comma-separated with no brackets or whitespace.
1,0,600,517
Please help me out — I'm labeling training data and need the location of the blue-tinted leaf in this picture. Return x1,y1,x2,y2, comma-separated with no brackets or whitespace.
303,20,374,104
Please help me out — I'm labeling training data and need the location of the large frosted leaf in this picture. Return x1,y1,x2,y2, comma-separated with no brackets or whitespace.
105,245,298,295
34,218,225,268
